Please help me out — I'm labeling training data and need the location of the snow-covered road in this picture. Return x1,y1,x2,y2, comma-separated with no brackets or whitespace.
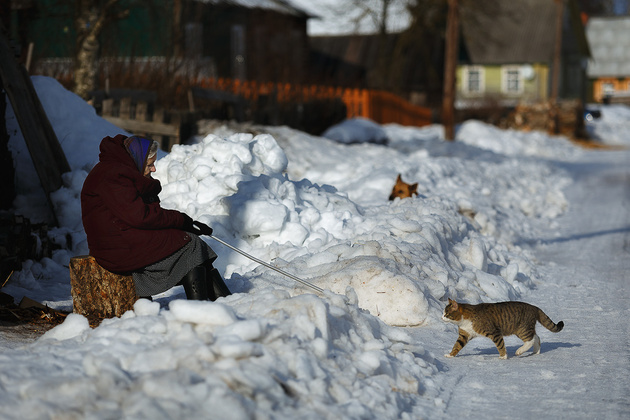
410,149,630,419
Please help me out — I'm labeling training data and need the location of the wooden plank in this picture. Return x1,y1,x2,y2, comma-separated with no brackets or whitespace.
153,107,165,123
119,97,131,118
102,116,180,137
102,98,114,117
0,24,69,224
136,101,148,121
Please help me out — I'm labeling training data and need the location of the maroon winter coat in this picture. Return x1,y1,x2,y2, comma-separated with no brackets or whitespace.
81,134,191,273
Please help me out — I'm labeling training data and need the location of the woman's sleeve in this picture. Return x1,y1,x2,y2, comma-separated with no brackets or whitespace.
100,173,184,230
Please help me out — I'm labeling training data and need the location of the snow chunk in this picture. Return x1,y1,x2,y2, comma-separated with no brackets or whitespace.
168,300,238,326
40,313,90,341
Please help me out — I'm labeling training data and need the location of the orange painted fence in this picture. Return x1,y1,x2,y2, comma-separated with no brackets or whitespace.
195,78,433,127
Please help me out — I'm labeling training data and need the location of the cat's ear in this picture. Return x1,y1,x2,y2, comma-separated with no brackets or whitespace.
448,298,458,309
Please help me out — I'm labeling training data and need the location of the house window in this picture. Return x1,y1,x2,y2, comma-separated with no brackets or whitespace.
464,66,484,94
502,66,523,94
601,82,615,94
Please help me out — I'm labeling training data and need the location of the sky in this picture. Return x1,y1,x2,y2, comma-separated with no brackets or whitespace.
291,0,412,36
0,76,629,418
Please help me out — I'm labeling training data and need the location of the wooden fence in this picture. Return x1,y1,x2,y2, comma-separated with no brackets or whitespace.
89,80,433,145
195,78,433,127
91,90,185,151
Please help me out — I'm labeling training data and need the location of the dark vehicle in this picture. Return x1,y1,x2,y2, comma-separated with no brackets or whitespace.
584,108,602,122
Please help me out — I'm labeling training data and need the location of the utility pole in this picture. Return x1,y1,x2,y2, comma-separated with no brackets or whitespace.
551,0,564,104
550,0,564,135
442,0,459,141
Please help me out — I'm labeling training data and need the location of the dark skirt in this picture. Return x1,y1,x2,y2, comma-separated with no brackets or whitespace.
132,234,217,297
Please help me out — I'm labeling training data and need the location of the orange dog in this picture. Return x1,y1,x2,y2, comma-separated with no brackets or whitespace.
389,174,418,200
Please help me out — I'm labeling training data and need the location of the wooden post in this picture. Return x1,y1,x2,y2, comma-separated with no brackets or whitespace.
442,0,459,141
69,255,138,319
550,0,564,134
551,0,564,104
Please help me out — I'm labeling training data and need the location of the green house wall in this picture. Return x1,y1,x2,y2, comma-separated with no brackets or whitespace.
25,0,170,59
456,64,550,104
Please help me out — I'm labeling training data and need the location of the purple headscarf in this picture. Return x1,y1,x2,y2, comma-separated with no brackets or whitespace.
124,136,152,173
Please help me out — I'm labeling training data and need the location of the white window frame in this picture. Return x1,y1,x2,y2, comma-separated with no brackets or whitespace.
463,66,484,94
502,66,523,94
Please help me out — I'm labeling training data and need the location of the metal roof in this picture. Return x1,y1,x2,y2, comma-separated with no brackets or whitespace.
198,0,314,18
586,16,630,77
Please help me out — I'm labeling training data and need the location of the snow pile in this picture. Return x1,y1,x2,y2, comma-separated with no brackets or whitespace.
148,125,571,327
1,292,437,419
322,117,388,145
455,120,581,159
586,104,630,146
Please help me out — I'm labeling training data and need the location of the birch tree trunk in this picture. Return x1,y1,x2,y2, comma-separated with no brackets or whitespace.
73,0,123,99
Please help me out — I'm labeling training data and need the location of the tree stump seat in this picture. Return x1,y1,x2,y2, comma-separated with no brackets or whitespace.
69,255,138,320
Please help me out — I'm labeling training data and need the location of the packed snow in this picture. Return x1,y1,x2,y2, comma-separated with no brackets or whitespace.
1,76,628,418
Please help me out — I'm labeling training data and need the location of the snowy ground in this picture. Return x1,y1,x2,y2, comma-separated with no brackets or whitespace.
1,77,628,418
411,149,630,417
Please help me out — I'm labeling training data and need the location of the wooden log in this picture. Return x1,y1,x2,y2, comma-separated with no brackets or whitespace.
69,255,138,319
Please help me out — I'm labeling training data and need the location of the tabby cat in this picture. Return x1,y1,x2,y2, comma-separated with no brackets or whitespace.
442,298,564,359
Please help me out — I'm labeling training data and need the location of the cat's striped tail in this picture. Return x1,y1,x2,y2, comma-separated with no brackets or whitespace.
537,309,564,332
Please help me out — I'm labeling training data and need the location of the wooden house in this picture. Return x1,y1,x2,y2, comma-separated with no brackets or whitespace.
585,16,630,103
18,0,314,85
456,0,590,108
177,0,313,84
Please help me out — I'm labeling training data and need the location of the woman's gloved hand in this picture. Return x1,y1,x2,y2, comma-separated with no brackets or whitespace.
192,221,213,236
182,215,213,236
181,214,195,232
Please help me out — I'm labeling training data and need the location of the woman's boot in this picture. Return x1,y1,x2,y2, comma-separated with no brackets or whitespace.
179,266,209,300
207,266,232,299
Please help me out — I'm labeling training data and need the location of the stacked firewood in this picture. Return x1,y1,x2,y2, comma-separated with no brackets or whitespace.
505,99,586,139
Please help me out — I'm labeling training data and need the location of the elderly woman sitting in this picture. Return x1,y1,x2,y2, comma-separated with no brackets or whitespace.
81,134,231,301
